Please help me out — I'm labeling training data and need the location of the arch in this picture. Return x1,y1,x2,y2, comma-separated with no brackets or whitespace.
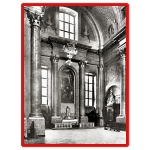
104,85,121,106
59,64,77,76
81,7,104,49
105,83,120,93
58,64,78,116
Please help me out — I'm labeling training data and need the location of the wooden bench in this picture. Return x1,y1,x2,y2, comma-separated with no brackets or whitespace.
109,122,126,132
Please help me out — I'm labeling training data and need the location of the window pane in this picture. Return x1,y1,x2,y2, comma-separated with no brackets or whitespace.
85,83,88,90
65,23,69,31
89,100,92,106
65,32,69,38
42,70,47,78
42,88,47,96
85,91,88,98
89,76,92,83
59,13,64,21
89,92,92,98
85,99,88,106
65,14,69,22
42,79,47,87
85,75,88,83
70,33,74,40
59,21,64,30
89,84,92,91
59,30,64,37
42,97,47,105
70,15,74,24
70,24,74,33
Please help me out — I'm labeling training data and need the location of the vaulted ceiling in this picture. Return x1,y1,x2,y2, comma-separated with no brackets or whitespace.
84,6,122,45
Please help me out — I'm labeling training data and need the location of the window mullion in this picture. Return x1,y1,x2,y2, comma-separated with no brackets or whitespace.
63,13,65,38
88,75,89,106
74,17,75,40
69,15,70,39
47,69,48,105
92,76,94,106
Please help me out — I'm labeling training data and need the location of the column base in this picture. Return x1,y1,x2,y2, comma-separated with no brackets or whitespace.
24,118,27,138
116,115,126,123
28,116,45,136
79,116,88,123
51,116,62,123
97,116,104,127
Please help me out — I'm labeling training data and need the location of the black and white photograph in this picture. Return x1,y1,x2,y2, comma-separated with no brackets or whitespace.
23,4,128,146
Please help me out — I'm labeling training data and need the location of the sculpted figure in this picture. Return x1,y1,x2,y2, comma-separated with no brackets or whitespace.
107,89,115,106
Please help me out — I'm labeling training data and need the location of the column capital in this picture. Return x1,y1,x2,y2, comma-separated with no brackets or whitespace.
98,49,103,55
97,64,104,71
78,60,87,68
50,55,59,63
25,6,44,27
118,43,126,59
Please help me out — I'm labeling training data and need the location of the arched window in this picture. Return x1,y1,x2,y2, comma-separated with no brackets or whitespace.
59,7,78,40
41,66,48,105
85,73,96,107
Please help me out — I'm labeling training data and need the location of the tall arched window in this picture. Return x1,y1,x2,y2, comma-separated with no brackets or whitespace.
85,73,96,107
59,7,78,41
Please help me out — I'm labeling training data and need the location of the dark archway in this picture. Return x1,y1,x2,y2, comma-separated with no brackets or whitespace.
103,85,121,127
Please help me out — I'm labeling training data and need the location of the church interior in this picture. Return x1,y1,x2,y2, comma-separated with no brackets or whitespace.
23,5,127,144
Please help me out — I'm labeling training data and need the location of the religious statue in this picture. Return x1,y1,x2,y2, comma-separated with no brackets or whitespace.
66,106,71,118
107,89,115,106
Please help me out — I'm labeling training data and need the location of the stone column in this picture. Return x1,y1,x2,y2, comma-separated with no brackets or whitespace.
50,55,62,123
116,44,126,123
78,61,88,123
97,51,105,126
25,6,45,136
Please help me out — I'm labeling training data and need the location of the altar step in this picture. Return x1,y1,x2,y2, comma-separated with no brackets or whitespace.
52,123,72,130
51,122,95,130
79,122,95,128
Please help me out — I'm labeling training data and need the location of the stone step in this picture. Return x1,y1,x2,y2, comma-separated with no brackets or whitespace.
79,122,95,128
53,123,72,129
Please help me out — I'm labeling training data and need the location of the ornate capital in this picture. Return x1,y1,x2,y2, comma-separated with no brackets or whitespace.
118,43,126,59
25,6,44,27
78,60,87,69
50,55,59,63
98,49,103,56
97,64,104,71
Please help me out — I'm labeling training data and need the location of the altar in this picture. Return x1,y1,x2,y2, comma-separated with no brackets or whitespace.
62,119,78,125
62,106,78,125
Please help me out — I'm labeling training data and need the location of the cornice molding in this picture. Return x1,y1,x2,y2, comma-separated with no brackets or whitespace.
41,36,98,54
102,26,126,54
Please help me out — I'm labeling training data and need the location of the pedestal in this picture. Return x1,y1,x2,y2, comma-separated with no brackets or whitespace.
28,117,45,136
51,116,62,123
116,115,126,123
97,116,104,126
79,116,88,123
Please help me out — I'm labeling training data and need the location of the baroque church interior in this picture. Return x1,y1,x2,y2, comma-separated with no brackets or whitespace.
24,5,127,144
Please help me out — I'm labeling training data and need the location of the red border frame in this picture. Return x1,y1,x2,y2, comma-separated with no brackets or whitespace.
21,3,129,147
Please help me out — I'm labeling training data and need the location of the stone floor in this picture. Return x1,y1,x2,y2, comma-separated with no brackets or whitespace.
24,127,126,144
